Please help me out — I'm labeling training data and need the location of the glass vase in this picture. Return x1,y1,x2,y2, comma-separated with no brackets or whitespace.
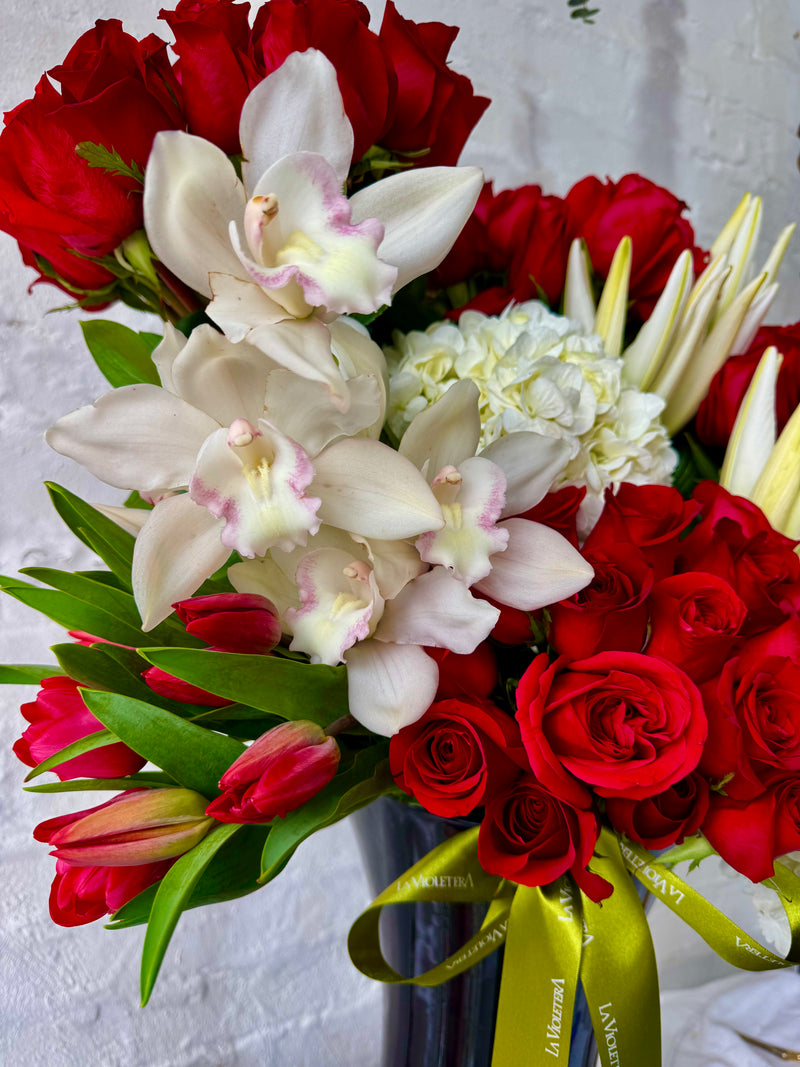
352,796,598,1067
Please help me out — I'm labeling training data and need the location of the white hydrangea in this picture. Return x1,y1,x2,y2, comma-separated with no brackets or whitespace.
386,301,677,535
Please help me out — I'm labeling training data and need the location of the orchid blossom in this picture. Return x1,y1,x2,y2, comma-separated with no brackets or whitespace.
143,49,483,393
46,322,443,629
231,380,593,736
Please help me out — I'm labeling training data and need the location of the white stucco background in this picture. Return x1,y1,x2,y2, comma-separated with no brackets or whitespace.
2,1,800,1064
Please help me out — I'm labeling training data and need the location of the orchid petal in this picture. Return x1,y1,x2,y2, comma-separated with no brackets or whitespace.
416,457,508,586
480,432,572,517
474,518,594,610
286,549,384,666
377,568,499,654
229,554,302,619
330,319,388,438
133,494,229,630
151,322,187,393
399,379,481,475
190,420,321,557
93,504,150,536
263,369,383,455
171,325,274,427
720,346,780,498
312,438,444,539
349,165,483,292
239,50,354,190
237,153,395,317
46,385,218,492
144,132,247,298
344,640,438,736
350,535,427,599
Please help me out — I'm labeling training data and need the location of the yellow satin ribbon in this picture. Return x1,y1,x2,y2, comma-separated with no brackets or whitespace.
348,825,800,1067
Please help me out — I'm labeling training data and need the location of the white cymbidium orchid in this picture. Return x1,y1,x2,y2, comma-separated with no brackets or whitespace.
46,323,442,629
143,49,483,378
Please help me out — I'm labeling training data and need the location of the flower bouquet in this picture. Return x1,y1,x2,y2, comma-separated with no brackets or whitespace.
4,2,800,1064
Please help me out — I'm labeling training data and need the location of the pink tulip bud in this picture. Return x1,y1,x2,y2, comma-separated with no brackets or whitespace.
13,676,145,781
206,721,340,824
36,788,213,867
173,593,282,654
142,665,232,707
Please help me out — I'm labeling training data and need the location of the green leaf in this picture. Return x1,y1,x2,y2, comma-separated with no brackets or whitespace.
25,772,177,793
80,320,161,389
139,823,241,1004
24,729,117,781
658,833,716,871
19,568,191,647
81,690,245,797
259,745,390,883
0,664,63,684
46,483,135,589
0,575,147,647
107,824,268,929
123,491,154,511
139,649,349,726
75,142,144,184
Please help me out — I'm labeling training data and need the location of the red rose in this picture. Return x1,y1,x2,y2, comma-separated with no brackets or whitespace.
389,698,525,818
605,772,710,850
678,482,800,633
587,483,700,581
547,542,653,660
645,572,747,683
507,193,574,306
377,2,489,166
252,0,392,163
566,173,707,318
0,20,182,297
13,676,145,781
516,652,707,806
477,775,610,901
434,181,496,287
702,776,800,882
160,0,262,154
696,322,800,450
517,485,586,549
426,644,498,701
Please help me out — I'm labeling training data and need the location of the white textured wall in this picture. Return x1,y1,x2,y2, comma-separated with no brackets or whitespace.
1,1,800,1064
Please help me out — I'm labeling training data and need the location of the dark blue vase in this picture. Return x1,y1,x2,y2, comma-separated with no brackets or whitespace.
353,797,598,1067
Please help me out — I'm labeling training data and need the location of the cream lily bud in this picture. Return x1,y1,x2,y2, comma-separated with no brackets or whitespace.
720,346,781,498
46,789,214,867
563,238,596,333
593,235,631,357
750,401,800,535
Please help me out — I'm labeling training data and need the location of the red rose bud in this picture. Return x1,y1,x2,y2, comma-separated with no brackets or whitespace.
13,676,145,781
605,773,710,851
389,698,526,818
174,592,281,653
426,644,497,701
477,776,611,902
206,721,340,824
36,789,213,867
645,573,747,683
516,652,707,808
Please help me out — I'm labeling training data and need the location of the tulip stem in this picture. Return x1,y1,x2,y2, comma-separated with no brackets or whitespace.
324,714,356,737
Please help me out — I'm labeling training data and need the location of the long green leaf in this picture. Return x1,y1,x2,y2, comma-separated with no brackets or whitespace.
81,690,245,797
24,729,117,781
140,823,241,1004
46,483,135,588
25,772,177,793
0,576,147,647
139,649,348,726
107,824,268,930
0,664,63,684
80,320,160,388
259,746,390,883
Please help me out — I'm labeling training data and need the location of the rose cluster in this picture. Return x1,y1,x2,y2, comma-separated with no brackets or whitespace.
0,0,488,301
389,479,800,894
434,173,708,322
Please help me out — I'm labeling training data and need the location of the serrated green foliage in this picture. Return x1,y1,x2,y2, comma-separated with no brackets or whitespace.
25,771,177,793
107,824,269,930
259,745,390,883
139,823,241,1004
24,729,116,781
140,648,349,726
81,690,245,797
0,664,63,684
46,483,135,588
80,320,161,389
75,142,144,183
